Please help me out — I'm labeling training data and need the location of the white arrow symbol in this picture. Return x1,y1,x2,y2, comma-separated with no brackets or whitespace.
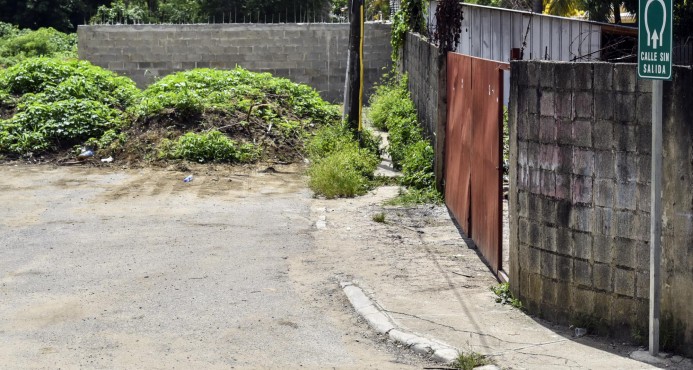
651,30,659,49
645,0,667,48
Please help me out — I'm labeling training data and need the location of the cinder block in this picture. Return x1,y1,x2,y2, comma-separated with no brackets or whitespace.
593,292,613,322
614,123,637,152
541,170,557,198
593,234,613,263
540,90,555,117
539,62,556,90
613,64,637,92
636,270,649,299
556,228,572,255
539,117,557,143
543,226,558,252
594,179,614,208
570,205,593,233
572,63,593,90
615,153,638,183
593,120,614,151
539,144,558,170
572,120,592,147
572,148,595,177
555,173,570,200
593,262,613,291
528,114,541,141
594,150,615,179
530,168,541,194
555,91,572,119
614,267,635,297
594,206,613,235
594,92,614,120
527,88,540,114
552,63,571,90
556,200,571,227
529,246,541,272
615,93,636,123
613,236,637,268
593,63,613,91
635,241,649,271
572,231,593,260
636,94,652,125
615,181,637,211
529,220,541,247
541,252,557,279
557,119,572,145
613,211,635,239
637,154,651,184
571,175,593,205
636,124,651,154
557,145,573,174
573,91,593,119
573,259,592,286
637,183,651,212
572,288,595,315
526,62,540,88
540,197,558,224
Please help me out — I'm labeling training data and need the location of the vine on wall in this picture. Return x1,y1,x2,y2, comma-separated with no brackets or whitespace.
390,0,427,63
433,0,463,54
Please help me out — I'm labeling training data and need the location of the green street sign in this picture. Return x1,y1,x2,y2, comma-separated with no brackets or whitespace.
638,0,673,80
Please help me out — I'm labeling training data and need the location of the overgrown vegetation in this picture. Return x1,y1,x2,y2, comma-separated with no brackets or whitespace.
390,0,427,63
491,282,523,309
451,352,492,370
0,58,139,155
0,58,341,165
0,23,77,68
306,122,380,198
368,72,442,205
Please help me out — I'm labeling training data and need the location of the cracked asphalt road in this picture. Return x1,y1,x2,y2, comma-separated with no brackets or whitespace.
0,164,430,369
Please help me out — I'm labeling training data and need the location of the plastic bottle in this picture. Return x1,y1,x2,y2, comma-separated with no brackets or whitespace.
183,175,193,183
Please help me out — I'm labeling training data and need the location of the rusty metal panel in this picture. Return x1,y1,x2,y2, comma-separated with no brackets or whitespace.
445,52,508,275
445,53,472,235
469,58,506,274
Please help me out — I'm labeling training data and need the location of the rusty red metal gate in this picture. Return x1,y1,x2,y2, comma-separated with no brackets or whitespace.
445,53,508,276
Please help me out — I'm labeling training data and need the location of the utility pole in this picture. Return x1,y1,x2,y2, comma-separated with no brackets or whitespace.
343,0,364,135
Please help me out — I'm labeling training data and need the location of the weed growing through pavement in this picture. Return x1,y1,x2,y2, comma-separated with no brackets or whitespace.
491,282,523,310
451,352,492,370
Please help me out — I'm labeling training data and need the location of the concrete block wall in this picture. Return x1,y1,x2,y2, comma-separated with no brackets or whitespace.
401,32,439,140
509,61,693,355
78,23,392,103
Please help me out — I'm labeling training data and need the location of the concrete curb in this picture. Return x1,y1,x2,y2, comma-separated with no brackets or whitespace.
340,281,460,364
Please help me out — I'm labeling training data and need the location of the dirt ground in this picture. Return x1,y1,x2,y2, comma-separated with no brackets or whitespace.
0,163,436,369
2,163,689,370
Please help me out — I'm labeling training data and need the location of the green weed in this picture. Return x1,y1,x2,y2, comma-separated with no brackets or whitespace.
451,352,491,370
159,130,259,163
372,212,386,223
491,282,523,310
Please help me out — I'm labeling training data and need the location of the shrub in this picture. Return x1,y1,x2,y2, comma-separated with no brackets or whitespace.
0,58,138,155
401,140,435,190
159,130,259,163
308,146,378,199
136,68,339,126
367,71,443,204
366,73,420,168
367,73,409,131
0,27,76,67
306,120,380,198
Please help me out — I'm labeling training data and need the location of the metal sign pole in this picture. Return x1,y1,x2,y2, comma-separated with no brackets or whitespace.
649,79,663,356
638,0,671,356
